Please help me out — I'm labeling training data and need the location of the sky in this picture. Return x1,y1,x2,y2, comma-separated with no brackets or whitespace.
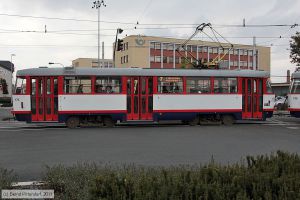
0,0,300,82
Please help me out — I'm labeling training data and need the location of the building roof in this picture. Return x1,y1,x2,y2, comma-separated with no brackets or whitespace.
125,35,268,49
17,67,270,78
0,61,14,72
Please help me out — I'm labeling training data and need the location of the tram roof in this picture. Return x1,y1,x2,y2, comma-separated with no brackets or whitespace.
17,67,270,78
292,70,300,79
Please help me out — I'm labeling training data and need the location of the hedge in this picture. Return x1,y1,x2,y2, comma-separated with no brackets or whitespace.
42,151,300,200
0,167,17,191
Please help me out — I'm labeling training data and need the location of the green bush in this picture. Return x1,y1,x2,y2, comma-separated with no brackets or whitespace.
43,151,300,200
0,167,17,190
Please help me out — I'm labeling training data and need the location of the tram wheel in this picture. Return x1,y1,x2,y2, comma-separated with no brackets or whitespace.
103,117,115,127
66,117,80,129
222,115,235,125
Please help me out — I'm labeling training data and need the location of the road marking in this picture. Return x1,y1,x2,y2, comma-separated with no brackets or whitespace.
286,127,299,130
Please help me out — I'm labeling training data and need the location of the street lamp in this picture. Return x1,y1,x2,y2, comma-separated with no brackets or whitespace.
49,62,65,67
10,54,15,103
92,0,106,68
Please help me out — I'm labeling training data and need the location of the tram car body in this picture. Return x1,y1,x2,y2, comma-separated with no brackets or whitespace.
12,67,275,127
288,70,300,117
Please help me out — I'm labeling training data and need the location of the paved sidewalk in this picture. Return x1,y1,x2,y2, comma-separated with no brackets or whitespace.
0,107,13,121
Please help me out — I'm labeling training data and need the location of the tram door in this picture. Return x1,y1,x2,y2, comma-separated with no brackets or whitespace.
126,77,153,120
242,78,263,119
31,77,58,121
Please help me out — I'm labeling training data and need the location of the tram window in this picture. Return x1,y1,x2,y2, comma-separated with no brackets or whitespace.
95,77,121,94
64,76,91,94
54,79,58,95
290,79,300,94
31,79,36,95
46,78,51,94
214,78,237,93
266,78,273,93
15,77,27,94
186,77,211,93
158,77,183,93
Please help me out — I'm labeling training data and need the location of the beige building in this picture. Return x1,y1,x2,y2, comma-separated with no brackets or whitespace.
72,58,113,68
115,35,271,71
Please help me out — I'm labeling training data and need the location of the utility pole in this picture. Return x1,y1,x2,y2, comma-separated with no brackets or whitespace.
10,54,15,103
92,0,106,68
253,36,256,70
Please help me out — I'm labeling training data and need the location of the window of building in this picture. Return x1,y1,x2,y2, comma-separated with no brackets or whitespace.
150,56,155,62
230,61,234,66
155,42,161,50
155,56,161,63
169,57,174,63
212,47,218,54
234,49,239,55
157,77,183,93
181,57,186,64
240,61,247,67
219,48,224,54
208,47,213,53
243,50,248,56
95,77,121,94
198,46,202,53
186,77,211,93
163,56,168,63
175,44,182,51
219,60,229,69
214,78,237,93
192,45,197,52
64,76,91,94
175,57,180,64
162,43,168,50
248,50,253,56
15,77,26,94
239,49,244,55
168,44,174,51
229,49,234,54
225,48,230,54
187,45,192,52
203,46,208,53
249,62,253,67
234,61,238,66
121,57,123,64
150,42,155,49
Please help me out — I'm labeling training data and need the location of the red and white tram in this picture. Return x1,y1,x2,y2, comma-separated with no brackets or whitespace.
12,67,275,128
288,69,300,117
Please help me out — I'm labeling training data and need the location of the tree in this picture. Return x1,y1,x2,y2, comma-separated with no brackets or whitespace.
290,32,300,66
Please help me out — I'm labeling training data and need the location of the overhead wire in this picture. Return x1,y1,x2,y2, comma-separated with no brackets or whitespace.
0,12,298,28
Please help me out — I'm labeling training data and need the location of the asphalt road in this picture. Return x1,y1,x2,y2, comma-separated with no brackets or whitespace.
0,116,300,181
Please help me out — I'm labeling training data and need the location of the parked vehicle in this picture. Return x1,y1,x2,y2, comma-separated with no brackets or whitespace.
12,67,275,128
288,69,300,117
274,96,287,110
